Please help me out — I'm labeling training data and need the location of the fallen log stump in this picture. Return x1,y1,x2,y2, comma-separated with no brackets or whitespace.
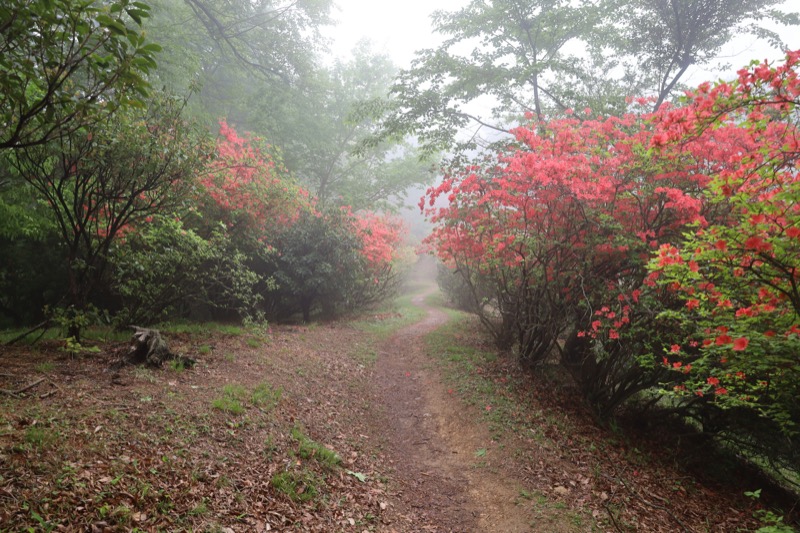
128,327,195,368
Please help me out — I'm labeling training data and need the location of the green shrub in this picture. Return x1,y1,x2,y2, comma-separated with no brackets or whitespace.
111,216,261,326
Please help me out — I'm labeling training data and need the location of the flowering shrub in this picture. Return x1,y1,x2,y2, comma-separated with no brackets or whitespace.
353,211,405,267
197,121,310,246
424,52,800,426
268,208,409,321
649,51,800,436
423,107,746,416
113,121,410,324
351,211,411,306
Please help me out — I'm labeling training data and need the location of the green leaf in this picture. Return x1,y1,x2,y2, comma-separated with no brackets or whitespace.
346,470,367,482
127,8,150,25
140,43,162,53
95,14,115,27
105,19,127,36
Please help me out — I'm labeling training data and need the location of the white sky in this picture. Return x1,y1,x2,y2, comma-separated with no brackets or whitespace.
323,0,800,82
322,0,463,66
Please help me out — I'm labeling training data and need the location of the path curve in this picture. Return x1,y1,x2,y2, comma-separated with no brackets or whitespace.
373,270,534,532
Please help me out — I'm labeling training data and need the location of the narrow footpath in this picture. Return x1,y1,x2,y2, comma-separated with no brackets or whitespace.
371,262,536,532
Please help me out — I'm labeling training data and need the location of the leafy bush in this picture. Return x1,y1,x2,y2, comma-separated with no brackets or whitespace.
267,208,363,321
3,93,208,339
111,216,261,326
267,208,409,321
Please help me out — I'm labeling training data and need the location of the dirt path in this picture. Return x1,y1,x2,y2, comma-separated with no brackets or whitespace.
373,263,535,532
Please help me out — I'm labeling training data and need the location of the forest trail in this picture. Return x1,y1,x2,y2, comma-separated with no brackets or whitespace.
371,258,536,532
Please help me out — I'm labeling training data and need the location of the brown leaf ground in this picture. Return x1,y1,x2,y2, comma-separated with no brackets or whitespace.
0,258,789,532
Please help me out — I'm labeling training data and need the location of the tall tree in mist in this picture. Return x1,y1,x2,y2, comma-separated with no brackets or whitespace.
281,42,433,209
368,0,799,156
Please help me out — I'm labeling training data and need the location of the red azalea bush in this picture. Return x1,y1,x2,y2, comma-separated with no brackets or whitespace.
424,107,747,417
197,121,310,247
352,211,411,306
115,121,409,324
648,51,800,441
194,122,410,320
424,52,800,431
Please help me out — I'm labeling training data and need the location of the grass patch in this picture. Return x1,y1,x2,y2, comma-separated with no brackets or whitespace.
158,321,245,337
251,382,282,411
131,366,157,383
347,289,430,365
212,383,281,415
167,359,185,373
25,426,58,448
188,498,210,516
222,383,247,397
212,384,246,415
424,314,559,442
351,292,427,338
81,320,271,366
0,327,59,345
270,469,322,502
291,426,341,468
0,325,133,345
423,288,449,309
34,361,55,373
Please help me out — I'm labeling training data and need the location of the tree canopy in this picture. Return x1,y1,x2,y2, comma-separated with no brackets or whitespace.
368,0,799,157
0,0,161,149
0,0,429,338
